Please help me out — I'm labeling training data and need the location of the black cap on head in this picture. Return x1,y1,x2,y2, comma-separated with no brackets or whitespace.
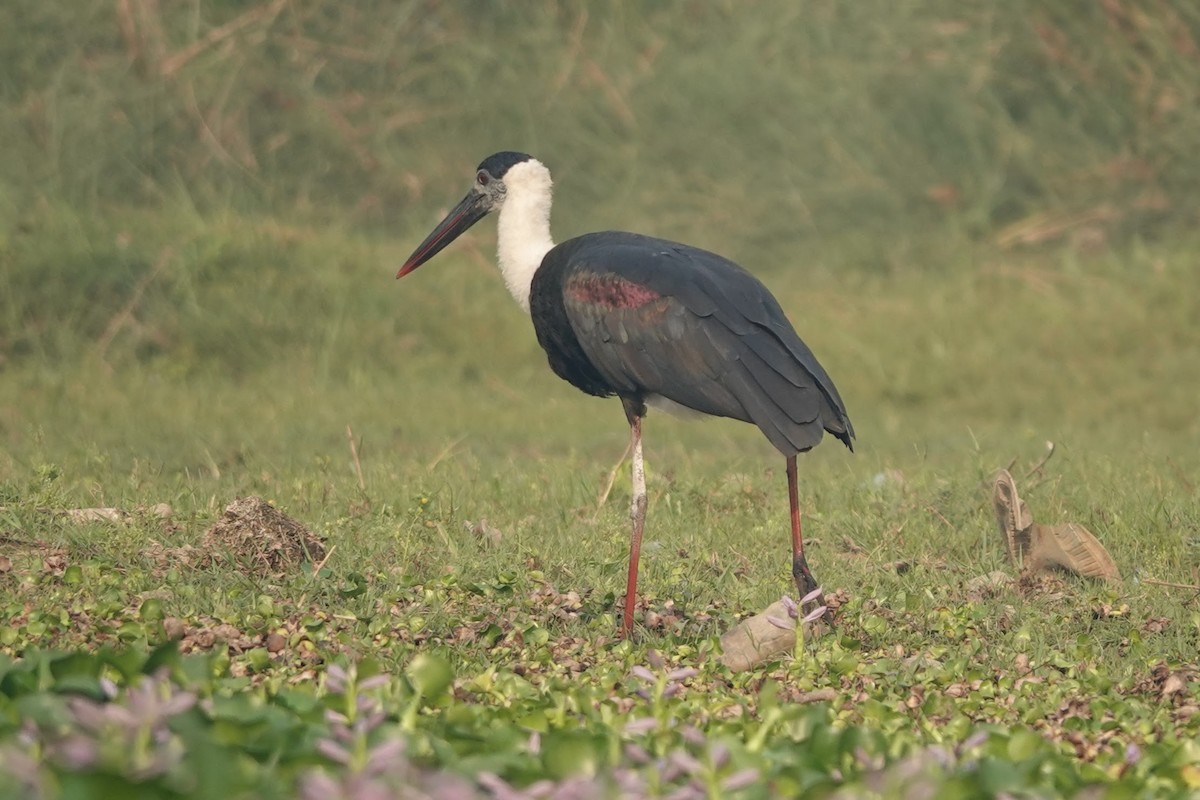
476,151,533,178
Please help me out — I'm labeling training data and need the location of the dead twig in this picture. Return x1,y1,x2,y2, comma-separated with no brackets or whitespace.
280,35,378,64
159,0,289,77
312,543,337,574
179,79,260,177
115,0,140,66
794,688,839,704
1142,578,1200,592
123,0,168,75
1166,458,1195,493
1023,441,1056,481
426,435,466,472
583,60,636,128
551,9,589,95
978,442,1057,508
593,441,633,520
925,505,954,529
994,206,1121,249
346,425,366,492
94,248,173,365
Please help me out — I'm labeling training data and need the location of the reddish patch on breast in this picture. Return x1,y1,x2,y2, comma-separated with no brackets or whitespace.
566,273,661,309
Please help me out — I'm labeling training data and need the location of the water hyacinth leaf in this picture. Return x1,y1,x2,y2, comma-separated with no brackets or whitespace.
48,652,104,683
14,692,74,729
356,657,385,682
1171,738,1200,767
49,674,109,701
1006,729,1043,761
524,626,550,647
481,623,505,647
142,640,181,676
337,572,368,599
541,731,603,780
139,598,164,622
116,622,146,642
977,758,1027,795
518,712,550,733
245,648,272,673
405,653,453,700
176,653,215,689
0,663,39,697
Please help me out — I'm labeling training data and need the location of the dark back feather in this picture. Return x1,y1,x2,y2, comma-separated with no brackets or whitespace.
529,232,854,455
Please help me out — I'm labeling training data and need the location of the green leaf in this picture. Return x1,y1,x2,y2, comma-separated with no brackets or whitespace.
541,730,602,780
143,639,181,675
406,653,453,699
1006,728,1044,761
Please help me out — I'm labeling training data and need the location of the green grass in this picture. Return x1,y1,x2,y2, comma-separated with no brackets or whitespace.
2,219,1198,797
2,1,1200,797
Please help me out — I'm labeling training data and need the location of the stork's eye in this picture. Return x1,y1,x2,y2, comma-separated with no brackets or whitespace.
477,171,490,186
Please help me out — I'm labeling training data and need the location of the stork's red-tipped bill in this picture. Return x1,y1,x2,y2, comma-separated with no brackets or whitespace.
397,190,491,278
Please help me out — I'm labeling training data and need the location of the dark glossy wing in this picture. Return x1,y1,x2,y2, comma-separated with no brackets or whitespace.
546,232,854,455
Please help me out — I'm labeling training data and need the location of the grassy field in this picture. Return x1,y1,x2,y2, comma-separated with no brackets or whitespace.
2,1,1200,797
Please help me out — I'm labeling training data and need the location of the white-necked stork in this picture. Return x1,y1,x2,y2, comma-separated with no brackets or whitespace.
398,152,854,637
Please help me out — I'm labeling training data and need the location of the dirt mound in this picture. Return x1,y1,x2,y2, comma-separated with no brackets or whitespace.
202,497,324,577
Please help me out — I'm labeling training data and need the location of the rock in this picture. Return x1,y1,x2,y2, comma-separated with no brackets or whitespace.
719,599,827,672
162,617,186,640
966,570,1016,600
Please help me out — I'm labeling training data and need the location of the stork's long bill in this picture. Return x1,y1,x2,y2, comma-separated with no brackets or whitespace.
397,189,491,278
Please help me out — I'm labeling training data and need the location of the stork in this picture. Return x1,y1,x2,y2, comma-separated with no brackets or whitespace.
398,152,854,637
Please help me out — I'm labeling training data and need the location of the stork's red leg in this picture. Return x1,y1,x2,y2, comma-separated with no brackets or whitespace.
787,455,819,599
621,399,647,637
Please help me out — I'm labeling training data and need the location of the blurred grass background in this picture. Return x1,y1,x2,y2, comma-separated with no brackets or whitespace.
0,0,1197,531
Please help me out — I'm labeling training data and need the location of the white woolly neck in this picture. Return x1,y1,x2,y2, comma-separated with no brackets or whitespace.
495,159,556,312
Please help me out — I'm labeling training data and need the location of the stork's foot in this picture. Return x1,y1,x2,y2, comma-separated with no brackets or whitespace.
791,551,819,597
792,551,836,626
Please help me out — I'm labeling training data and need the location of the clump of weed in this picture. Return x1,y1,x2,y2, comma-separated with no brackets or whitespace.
202,496,325,577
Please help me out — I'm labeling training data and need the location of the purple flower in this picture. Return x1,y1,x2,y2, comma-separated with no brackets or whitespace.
802,605,828,624
623,743,651,764
364,738,406,775
53,736,98,770
315,738,352,766
298,772,341,800
629,665,656,683
624,717,659,735
668,750,703,775
766,615,793,631
721,768,760,792
357,674,390,692
960,731,989,752
326,664,350,693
